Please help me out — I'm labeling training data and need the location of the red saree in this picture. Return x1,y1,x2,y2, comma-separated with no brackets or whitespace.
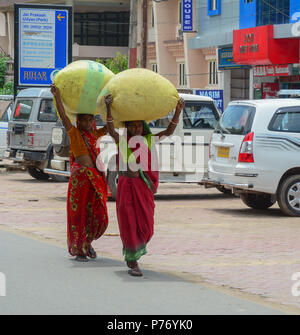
67,128,108,257
116,123,159,262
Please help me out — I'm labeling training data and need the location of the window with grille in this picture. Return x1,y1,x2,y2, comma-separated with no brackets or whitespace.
151,63,158,73
209,60,218,85
74,12,129,47
178,0,182,25
151,5,155,28
207,0,221,16
179,63,187,87
256,0,290,26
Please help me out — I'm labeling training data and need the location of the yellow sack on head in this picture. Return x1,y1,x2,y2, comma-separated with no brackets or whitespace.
97,68,179,128
53,60,115,121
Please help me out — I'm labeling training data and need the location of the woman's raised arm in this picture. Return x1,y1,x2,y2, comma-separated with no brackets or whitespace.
155,98,185,140
105,94,119,144
50,84,72,131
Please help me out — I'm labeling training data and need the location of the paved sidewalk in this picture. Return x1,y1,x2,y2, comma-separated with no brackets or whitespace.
1,171,300,313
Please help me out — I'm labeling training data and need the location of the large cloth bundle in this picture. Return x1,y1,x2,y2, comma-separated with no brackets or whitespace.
97,68,179,128
53,60,115,120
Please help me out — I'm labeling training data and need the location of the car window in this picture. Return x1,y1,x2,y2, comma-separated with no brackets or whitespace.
0,109,9,122
149,110,175,128
216,104,256,135
38,99,58,122
183,102,219,129
269,108,300,133
13,100,33,121
95,114,105,126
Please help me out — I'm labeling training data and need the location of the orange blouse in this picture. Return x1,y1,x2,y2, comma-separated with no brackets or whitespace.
67,126,106,158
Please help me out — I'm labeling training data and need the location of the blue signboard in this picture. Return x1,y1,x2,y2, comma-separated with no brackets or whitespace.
195,89,224,113
218,47,249,70
16,5,71,87
182,0,193,32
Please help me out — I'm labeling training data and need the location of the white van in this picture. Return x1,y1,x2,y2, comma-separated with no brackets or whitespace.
0,95,14,157
46,93,221,198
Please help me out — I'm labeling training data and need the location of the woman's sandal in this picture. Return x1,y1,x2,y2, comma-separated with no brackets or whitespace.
87,246,97,259
128,267,143,277
75,255,88,262
126,261,138,269
126,261,143,277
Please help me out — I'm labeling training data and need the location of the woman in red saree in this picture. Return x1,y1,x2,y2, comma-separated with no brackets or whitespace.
104,94,185,276
51,84,108,262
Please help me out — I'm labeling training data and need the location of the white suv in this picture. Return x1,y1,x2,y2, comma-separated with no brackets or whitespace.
204,99,300,217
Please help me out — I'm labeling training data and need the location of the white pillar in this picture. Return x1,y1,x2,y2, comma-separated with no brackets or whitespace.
222,69,231,110
7,12,13,58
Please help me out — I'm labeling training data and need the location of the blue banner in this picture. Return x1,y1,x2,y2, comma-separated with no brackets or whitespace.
182,0,193,32
218,47,249,70
18,7,69,86
195,89,224,113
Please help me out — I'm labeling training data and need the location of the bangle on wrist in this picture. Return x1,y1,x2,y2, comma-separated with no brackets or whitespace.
171,119,179,125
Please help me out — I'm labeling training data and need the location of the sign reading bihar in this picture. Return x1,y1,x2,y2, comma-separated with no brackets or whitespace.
15,4,72,87
182,0,193,32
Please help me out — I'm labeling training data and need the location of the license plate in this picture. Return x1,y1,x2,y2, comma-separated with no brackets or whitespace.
16,152,24,160
66,161,70,172
217,146,230,158
4,150,10,158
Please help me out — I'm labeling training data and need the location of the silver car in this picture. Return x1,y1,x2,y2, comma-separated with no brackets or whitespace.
4,88,67,181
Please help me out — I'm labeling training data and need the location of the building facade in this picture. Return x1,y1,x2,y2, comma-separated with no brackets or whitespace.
136,0,223,111
189,0,300,109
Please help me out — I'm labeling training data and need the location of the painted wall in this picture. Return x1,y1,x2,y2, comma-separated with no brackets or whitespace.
189,0,239,49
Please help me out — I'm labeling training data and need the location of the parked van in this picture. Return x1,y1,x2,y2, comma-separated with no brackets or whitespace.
4,88,67,181
0,95,14,157
45,93,221,197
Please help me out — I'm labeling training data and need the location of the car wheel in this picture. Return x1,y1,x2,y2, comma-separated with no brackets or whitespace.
277,175,300,217
240,193,275,210
216,185,233,195
107,169,119,200
28,167,50,180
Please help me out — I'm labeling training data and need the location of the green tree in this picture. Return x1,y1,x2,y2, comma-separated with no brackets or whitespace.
0,81,14,95
96,52,139,74
0,54,13,95
0,54,8,88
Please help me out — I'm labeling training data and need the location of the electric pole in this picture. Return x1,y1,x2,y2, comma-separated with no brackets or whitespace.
128,0,138,68
141,0,148,68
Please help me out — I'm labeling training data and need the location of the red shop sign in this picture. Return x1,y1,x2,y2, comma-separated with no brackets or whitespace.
253,64,291,77
233,25,299,65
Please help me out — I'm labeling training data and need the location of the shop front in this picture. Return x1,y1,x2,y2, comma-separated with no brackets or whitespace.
233,25,300,99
